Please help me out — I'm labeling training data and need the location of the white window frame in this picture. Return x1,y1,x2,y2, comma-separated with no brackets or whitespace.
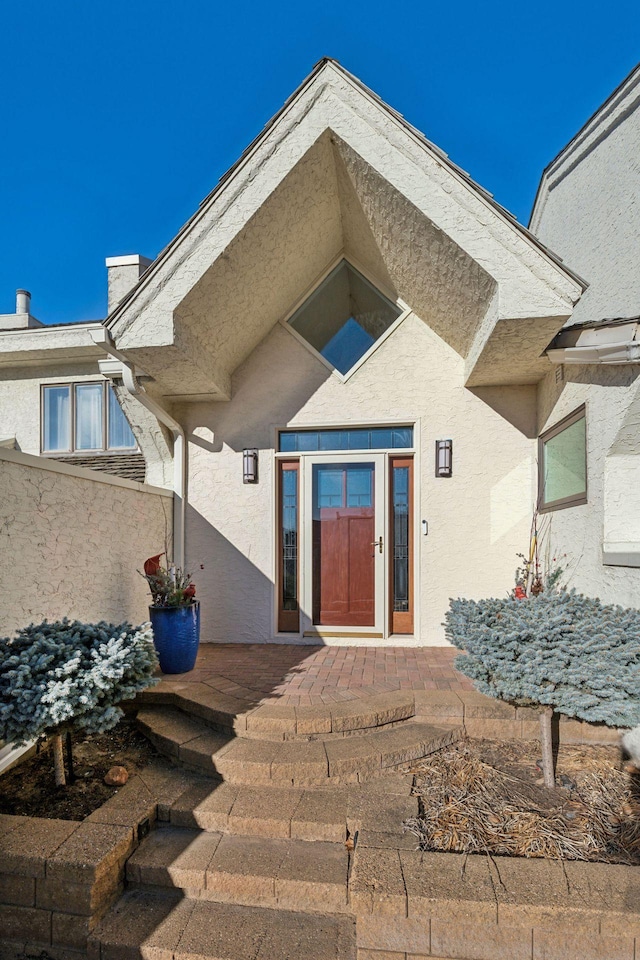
41,381,138,455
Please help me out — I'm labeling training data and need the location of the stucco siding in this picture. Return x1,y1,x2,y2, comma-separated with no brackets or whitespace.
537,366,640,604
0,365,173,488
0,364,98,454
0,449,172,636
180,313,537,645
532,90,640,327
532,74,640,607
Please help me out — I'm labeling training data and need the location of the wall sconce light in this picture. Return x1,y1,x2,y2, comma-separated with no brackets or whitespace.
435,439,453,478
243,449,258,484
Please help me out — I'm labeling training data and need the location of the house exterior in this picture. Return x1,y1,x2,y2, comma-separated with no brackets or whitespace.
10,57,639,647
530,61,640,607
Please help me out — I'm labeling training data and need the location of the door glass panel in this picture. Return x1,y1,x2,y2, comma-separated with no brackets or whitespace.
346,466,373,507
392,466,410,613
312,462,376,627
317,469,344,508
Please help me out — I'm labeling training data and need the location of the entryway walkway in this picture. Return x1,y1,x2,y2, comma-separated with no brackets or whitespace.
90,647,478,959
164,643,474,705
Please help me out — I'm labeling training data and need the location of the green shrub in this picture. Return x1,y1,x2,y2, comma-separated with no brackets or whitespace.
0,619,158,784
445,590,640,785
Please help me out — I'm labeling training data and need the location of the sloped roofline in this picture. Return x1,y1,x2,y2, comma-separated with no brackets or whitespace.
107,57,586,330
529,60,640,228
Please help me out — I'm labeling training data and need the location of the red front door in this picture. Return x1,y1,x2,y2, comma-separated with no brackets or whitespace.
312,462,375,626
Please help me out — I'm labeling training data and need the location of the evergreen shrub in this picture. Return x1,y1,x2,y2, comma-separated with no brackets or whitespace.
445,590,640,784
0,619,158,784
446,590,640,726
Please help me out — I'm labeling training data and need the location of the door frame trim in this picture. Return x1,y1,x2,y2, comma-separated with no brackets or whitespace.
271,419,421,642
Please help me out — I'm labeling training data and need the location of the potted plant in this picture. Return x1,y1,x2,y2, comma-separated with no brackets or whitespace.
142,553,200,674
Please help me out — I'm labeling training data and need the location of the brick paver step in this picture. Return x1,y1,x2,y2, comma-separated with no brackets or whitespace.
139,683,417,739
126,826,350,914
89,887,356,960
137,707,461,785
166,779,417,842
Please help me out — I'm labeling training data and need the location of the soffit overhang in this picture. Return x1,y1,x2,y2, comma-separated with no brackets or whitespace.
107,60,585,397
0,324,106,369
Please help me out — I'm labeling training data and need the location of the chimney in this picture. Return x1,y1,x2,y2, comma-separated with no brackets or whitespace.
106,255,152,314
0,289,44,331
16,289,31,314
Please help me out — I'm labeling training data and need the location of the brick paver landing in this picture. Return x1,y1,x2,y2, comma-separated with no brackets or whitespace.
163,644,473,706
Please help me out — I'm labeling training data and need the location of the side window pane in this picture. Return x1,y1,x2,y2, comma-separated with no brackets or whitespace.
541,411,586,508
107,385,136,449
281,468,298,612
75,383,104,450
392,466,410,612
43,386,70,451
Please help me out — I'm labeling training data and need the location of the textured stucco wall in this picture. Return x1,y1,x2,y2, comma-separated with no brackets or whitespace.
179,313,537,645
539,364,640,606
112,63,579,397
0,364,173,488
0,364,99,454
532,75,640,606
532,81,640,326
537,366,640,604
0,450,172,636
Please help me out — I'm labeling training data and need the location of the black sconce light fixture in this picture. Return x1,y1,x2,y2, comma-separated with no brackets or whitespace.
243,448,258,483
435,439,453,478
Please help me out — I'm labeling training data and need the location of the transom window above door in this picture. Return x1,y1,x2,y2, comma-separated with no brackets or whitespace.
286,260,404,377
279,425,413,452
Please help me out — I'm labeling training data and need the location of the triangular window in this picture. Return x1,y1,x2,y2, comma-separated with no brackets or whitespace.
287,260,403,376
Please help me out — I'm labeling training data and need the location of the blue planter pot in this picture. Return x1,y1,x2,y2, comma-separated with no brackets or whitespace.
149,602,200,674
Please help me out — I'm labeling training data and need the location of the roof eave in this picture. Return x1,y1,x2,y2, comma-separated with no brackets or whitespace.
107,58,587,334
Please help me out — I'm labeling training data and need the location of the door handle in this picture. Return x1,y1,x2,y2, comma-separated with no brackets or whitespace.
371,536,383,554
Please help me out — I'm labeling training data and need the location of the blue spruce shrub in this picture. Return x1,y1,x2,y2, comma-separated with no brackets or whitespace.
445,590,640,728
0,619,159,745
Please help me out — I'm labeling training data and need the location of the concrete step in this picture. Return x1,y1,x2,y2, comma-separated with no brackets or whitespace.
89,887,356,960
137,706,461,785
138,682,417,739
126,826,350,914
166,779,418,842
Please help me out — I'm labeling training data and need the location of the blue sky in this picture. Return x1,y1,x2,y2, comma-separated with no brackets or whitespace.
1,0,638,324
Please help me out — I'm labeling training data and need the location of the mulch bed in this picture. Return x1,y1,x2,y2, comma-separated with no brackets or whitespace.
0,715,158,821
406,738,640,864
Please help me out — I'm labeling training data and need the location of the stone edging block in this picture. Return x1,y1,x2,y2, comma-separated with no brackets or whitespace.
0,761,192,954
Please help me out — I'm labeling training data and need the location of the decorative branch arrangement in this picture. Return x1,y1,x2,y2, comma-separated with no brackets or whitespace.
141,552,197,607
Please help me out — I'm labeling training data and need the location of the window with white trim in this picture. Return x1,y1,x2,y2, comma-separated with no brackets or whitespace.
42,382,137,454
538,405,587,511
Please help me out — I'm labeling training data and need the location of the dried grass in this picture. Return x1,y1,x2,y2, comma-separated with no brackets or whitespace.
405,741,640,864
